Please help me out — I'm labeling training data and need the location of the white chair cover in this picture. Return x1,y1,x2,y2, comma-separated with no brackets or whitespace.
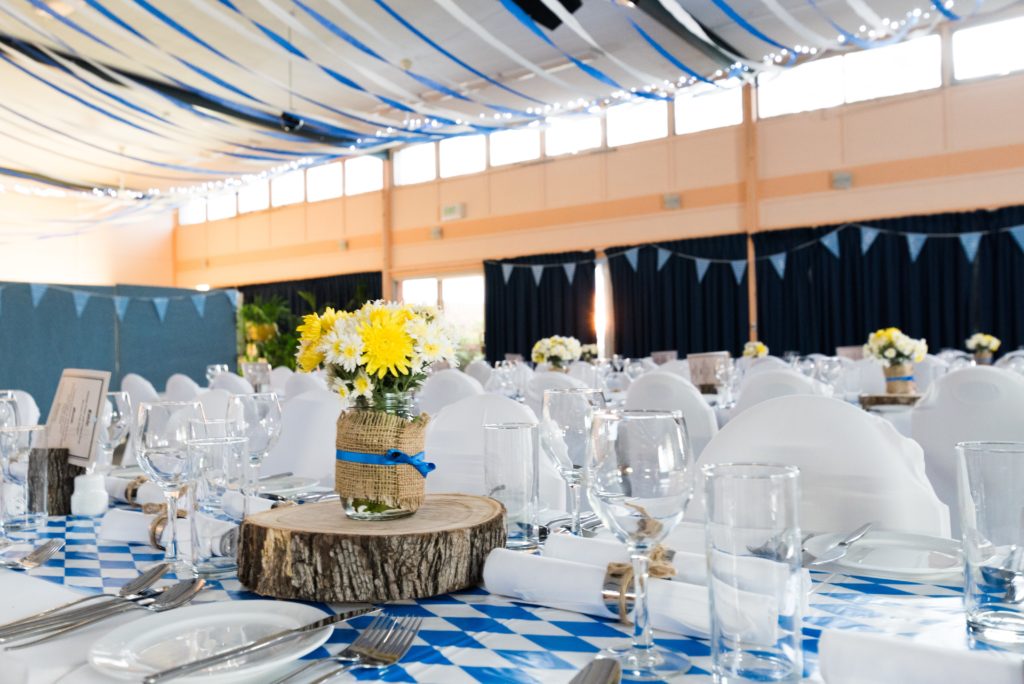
523,372,587,418
270,366,294,395
263,388,343,483
424,394,565,511
914,354,948,393
210,373,254,395
732,370,823,416
911,367,1024,537
417,369,485,417
624,372,718,458
196,389,230,421
740,356,790,381
465,360,492,387
120,373,159,407
284,372,327,399
695,395,950,537
11,390,39,426
657,360,691,382
567,361,598,388
164,374,201,402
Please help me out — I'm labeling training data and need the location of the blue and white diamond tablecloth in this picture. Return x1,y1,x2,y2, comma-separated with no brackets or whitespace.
5,516,975,683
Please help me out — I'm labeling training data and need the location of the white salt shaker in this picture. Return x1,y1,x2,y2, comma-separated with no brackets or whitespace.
71,474,109,516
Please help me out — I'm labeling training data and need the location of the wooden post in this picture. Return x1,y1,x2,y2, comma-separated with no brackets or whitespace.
742,84,760,342
381,157,395,300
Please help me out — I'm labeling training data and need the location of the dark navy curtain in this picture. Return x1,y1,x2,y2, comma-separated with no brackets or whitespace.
754,205,1024,354
239,271,382,314
607,234,749,358
484,251,596,363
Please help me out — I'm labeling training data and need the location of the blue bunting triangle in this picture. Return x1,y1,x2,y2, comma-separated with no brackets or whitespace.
623,248,639,271
152,297,170,322
694,258,711,283
1009,225,1024,253
113,296,130,322
656,248,672,271
906,234,927,262
225,290,240,310
821,231,841,258
191,294,207,318
769,252,787,279
29,284,47,307
563,262,576,283
72,291,90,318
959,232,983,262
860,226,880,254
501,263,514,284
531,265,545,286
731,260,747,284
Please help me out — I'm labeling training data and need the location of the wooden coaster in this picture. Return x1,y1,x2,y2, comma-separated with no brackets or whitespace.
237,493,506,603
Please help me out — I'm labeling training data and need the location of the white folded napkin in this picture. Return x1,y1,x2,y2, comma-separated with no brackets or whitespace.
819,630,1023,684
98,508,249,557
543,533,707,585
222,491,275,519
103,476,174,508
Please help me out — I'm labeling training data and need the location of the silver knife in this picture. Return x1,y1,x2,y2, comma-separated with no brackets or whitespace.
141,606,378,684
807,522,874,567
570,658,622,684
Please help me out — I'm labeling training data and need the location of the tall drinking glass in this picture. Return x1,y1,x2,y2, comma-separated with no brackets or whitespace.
226,393,282,517
0,426,48,533
957,441,1024,648
704,463,803,683
541,388,606,534
483,422,538,551
134,401,204,570
186,436,246,578
0,394,20,429
588,410,695,680
94,392,131,473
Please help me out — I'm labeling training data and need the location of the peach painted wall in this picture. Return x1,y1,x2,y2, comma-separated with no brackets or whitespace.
175,73,1024,289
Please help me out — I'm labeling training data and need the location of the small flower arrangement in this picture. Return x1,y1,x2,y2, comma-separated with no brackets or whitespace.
743,341,769,358
295,300,459,410
863,327,927,368
966,333,1000,354
531,335,582,369
580,343,599,362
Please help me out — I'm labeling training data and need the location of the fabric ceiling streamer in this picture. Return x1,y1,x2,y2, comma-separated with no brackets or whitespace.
805,0,924,49
758,0,835,49
621,12,716,85
706,0,796,57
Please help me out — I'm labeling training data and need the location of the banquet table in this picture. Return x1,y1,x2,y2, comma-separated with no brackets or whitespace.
0,515,986,683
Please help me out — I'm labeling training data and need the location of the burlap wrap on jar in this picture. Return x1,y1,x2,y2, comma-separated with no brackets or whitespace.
884,363,916,395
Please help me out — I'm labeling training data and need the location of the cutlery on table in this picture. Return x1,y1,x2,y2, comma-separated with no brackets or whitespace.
141,606,378,683
0,561,170,633
271,614,422,684
0,540,63,570
569,658,622,684
4,578,205,649
807,522,875,567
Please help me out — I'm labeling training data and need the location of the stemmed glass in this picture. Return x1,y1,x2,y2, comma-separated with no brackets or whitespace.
93,392,131,473
0,393,21,429
134,400,205,570
588,410,696,680
816,357,843,397
205,364,230,387
715,359,738,408
541,388,606,535
226,393,282,517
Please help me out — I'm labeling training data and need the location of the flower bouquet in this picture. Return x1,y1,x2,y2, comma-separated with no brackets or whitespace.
296,300,458,520
580,343,599,363
966,333,1000,365
743,341,769,358
531,335,582,370
863,327,927,395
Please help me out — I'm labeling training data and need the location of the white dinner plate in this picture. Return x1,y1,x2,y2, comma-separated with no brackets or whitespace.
258,476,320,496
804,530,963,581
88,600,332,682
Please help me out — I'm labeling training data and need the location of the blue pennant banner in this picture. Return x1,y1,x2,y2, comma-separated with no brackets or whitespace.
656,248,672,271
731,259,747,284
623,248,639,271
906,234,928,262
501,263,514,284
191,294,207,318
72,291,91,318
531,265,545,286
694,258,711,283
563,262,576,283
1010,225,1024,253
821,231,841,258
113,296,130,322
860,226,880,254
225,290,240,310
769,252,787,279
29,283,47,307
152,297,170,322
959,232,983,262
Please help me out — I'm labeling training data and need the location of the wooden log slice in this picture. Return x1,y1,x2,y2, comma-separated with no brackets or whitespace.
237,494,506,603
859,393,922,409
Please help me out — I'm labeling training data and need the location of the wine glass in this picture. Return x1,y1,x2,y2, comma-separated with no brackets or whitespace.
588,410,696,680
93,392,131,473
715,359,738,408
793,356,817,378
0,425,48,541
226,393,282,517
816,357,843,397
541,388,606,535
205,364,230,387
0,393,20,429
134,401,205,570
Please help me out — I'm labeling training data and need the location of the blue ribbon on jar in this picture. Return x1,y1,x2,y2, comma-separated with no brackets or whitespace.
885,375,914,382
336,449,436,478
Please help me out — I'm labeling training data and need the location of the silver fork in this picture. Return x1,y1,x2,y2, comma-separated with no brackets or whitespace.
271,615,421,684
0,540,63,570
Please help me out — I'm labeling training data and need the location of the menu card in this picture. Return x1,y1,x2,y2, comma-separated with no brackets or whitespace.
46,369,110,468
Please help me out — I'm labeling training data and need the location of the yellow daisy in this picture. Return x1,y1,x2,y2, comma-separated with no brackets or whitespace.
359,311,414,379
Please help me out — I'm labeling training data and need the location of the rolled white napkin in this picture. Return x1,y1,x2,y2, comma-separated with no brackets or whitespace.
102,476,174,508
819,630,1023,684
543,533,707,585
98,509,241,557
222,491,275,519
